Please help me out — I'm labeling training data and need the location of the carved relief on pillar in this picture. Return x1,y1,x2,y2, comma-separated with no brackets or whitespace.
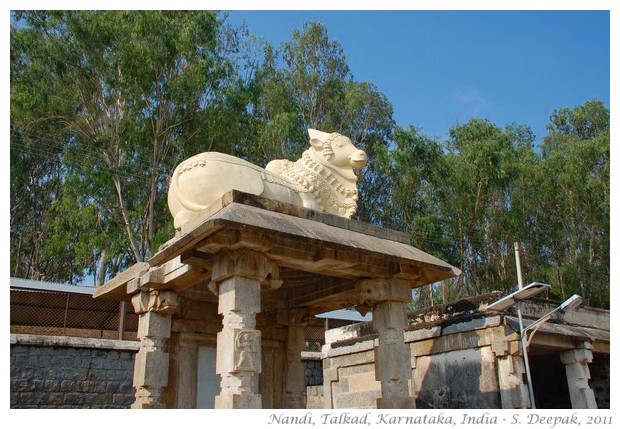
234,329,261,373
210,249,277,409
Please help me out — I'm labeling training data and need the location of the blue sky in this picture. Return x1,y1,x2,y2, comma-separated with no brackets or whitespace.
226,10,610,146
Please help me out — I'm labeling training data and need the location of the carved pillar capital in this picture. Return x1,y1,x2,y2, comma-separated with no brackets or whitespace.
131,289,179,315
560,341,593,365
351,277,411,315
208,249,282,294
491,340,520,357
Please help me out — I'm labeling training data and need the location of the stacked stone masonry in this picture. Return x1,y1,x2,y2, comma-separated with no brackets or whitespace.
304,357,324,386
10,335,138,409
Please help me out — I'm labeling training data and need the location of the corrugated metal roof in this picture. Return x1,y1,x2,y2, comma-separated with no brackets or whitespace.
10,277,97,296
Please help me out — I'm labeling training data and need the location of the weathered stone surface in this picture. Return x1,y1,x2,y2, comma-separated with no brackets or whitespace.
496,352,529,409
322,294,610,410
285,321,307,408
306,385,324,409
130,290,178,409
96,191,461,309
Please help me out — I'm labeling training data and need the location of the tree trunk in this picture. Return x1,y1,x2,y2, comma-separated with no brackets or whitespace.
96,250,108,287
113,175,143,262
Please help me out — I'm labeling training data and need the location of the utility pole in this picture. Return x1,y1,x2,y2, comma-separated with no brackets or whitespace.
515,242,536,409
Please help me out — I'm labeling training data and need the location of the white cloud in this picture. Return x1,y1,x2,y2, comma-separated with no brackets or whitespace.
453,88,494,118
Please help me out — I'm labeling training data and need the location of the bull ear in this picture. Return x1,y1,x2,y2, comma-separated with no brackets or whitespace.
309,138,323,150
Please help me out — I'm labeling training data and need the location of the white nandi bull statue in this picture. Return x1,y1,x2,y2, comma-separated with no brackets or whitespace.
168,129,367,230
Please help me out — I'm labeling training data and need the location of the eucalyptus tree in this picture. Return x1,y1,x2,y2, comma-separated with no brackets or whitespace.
530,100,610,307
241,22,396,225
11,11,247,284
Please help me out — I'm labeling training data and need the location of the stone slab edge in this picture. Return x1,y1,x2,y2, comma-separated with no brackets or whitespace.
326,316,503,350
10,333,141,351
301,351,323,360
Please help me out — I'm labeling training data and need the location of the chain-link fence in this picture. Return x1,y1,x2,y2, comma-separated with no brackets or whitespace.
10,284,138,341
11,278,365,348
303,317,363,351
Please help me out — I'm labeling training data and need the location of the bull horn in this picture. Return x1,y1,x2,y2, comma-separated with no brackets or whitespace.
307,128,331,142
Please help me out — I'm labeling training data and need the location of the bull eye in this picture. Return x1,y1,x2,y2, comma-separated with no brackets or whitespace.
335,141,344,148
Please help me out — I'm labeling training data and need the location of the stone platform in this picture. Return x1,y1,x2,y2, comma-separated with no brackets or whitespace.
94,190,461,409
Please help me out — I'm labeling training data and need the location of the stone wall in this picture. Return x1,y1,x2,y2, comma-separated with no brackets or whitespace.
11,333,325,409
590,353,610,408
303,351,325,408
10,334,139,409
302,351,324,386
306,386,324,409
322,311,510,409
321,294,610,410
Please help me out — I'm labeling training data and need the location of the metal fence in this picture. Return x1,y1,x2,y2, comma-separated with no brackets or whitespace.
10,287,138,340
10,278,365,350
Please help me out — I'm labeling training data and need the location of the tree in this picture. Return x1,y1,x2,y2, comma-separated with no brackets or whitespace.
529,100,610,307
11,11,247,284
281,22,350,131
240,22,396,225
239,22,356,167
378,119,539,307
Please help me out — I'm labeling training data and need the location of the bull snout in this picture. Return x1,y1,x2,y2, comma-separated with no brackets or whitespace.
349,150,368,168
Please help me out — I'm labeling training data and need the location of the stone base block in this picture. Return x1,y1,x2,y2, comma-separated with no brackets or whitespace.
377,397,416,409
215,393,262,409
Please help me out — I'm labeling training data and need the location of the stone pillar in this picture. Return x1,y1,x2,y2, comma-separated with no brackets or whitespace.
209,249,280,409
492,340,530,409
130,289,179,409
560,341,598,409
169,335,199,409
285,311,307,408
321,348,338,409
356,278,415,409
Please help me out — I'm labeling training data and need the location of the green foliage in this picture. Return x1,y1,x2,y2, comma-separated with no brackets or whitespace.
378,103,608,309
11,11,247,283
10,13,609,309
528,100,610,306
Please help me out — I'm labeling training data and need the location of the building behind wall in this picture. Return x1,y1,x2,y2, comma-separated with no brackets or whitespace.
322,292,610,409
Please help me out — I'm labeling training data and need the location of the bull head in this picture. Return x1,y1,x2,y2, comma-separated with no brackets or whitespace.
308,128,368,169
